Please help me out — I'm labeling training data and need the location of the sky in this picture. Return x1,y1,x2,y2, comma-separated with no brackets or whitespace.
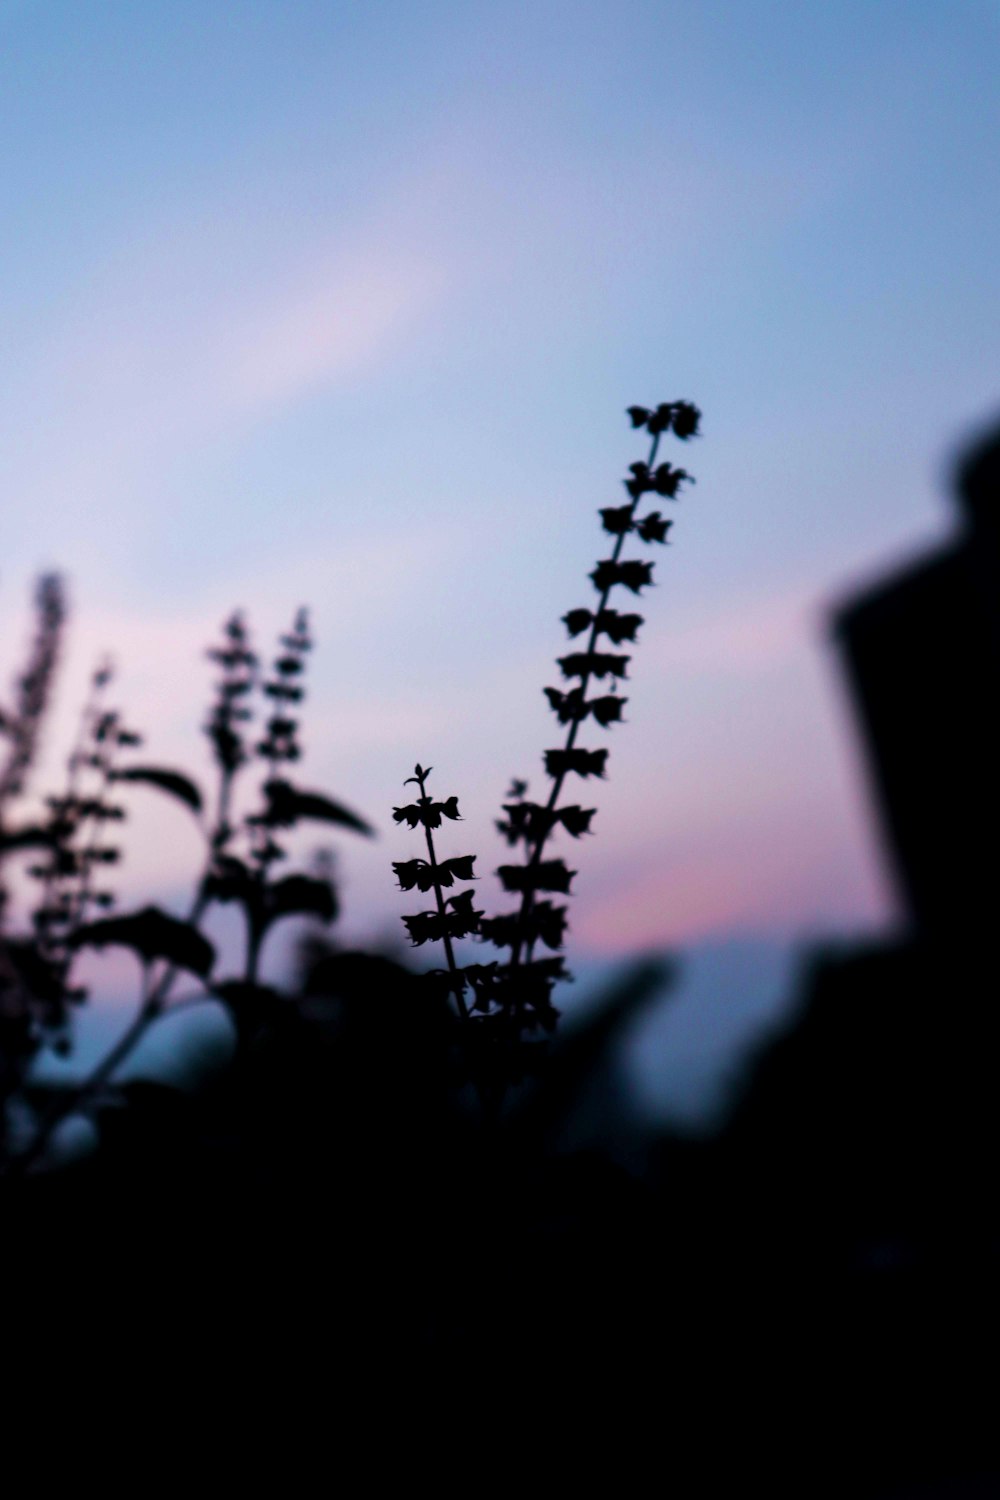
2,0,999,1011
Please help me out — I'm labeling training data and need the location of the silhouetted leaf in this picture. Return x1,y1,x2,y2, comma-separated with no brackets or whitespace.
594,609,643,644
110,766,203,815
439,854,477,884
499,800,556,844
392,795,461,830
590,560,654,595
624,461,652,498
544,687,588,723
202,856,255,907
497,860,575,895
446,888,483,936
266,874,337,924
637,511,673,543
393,854,477,891
544,747,608,779
670,400,701,438
0,825,56,853
556,806,596,837
393,857,434,892
599,505,635,535
558,651,630,681
459,961,505,1010
516,956,571,1017
562,608,593,638
264,779,374,835
626,405,651,428
401,888,481,945
480,899,567,951
652,463,692,498
67,905,214,977
589,694,627,727
401,910,439,945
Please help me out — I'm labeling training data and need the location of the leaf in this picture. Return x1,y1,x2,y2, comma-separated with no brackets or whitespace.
401,889,482,945
264,779,374,835
543,747,608,779
459,962,505,1010
393,802,423,829
479,900,567,952
111,767,203,816
401,909,439,946
478,912,519,948
556,806,596,837
439,853,477,884
543,687,588,724
445,889,483,936
67,905,215,977
0,825,56,853
594,609,643,645
652,463,693,498
265,874,337,925
392,857,434,892
589,694,627,727
590,559,654,595
499,801,556,844
392,796,461,831
670,400,701,439
624,462,653,499
497,860,575,895
637,511,673,544
558,651,630,681
562,608,593,638
202,856,256,907
599,505,635,536
626,405,651,428
520,955,571,988
394,853,477,891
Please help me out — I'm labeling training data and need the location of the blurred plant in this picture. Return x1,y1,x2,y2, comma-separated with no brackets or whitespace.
392,400,700,1095
0,602,373,1170
2,398,700,1160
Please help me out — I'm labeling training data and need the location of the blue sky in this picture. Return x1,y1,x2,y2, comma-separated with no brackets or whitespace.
2,0,998,983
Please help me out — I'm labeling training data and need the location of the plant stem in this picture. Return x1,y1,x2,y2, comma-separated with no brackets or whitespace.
410,767,469,1020
508,428,662,968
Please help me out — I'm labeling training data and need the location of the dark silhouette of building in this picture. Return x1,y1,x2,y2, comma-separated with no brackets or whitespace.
832,421,1000,941
716,419,1000,1490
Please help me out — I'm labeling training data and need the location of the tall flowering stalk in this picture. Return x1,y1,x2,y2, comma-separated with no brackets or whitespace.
392,400,700,1088
485,400,699,1066
392,765,482,1020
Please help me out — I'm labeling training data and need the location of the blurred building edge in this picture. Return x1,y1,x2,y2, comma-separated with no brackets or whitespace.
723,418,1000,1270
831,418,1000,942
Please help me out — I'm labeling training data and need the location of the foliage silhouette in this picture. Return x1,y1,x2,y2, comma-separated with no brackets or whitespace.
2,406,997,1493
0,602,372,1170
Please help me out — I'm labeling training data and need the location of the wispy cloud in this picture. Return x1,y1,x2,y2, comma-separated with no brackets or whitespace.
225,249,445,415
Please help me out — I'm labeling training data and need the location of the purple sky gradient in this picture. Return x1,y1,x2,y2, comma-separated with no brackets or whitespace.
3,0,998,976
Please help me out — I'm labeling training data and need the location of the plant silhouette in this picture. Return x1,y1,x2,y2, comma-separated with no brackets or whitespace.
389,400,700,1097
3,405,997,1494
